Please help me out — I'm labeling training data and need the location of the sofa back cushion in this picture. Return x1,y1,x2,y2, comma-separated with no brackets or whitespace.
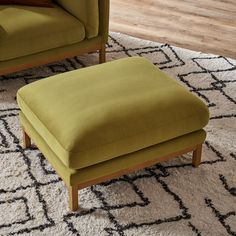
0,0,53,7
55,0,99,39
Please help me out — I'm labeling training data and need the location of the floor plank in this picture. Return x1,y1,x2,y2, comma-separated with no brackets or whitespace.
110,0,236,59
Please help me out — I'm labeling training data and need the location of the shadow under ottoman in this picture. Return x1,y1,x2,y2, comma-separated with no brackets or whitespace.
17,57,209,211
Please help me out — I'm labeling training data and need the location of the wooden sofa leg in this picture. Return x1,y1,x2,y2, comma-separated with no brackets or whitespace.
23,130,31,148
69,186,79,211
192,144,202,168
99,45,106,64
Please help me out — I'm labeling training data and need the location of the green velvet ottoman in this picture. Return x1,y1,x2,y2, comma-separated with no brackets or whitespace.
17,57,209,211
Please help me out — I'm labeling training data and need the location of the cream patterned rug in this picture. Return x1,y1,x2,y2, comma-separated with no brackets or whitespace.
0,32,236,236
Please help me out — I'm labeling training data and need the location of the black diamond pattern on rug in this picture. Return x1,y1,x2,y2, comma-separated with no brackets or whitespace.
0,32,235,235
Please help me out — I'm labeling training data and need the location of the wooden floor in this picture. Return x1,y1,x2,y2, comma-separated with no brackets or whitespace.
110,0,236,59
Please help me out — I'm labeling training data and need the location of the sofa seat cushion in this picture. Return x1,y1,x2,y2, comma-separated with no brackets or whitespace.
0,4,85,61
17,57,209,169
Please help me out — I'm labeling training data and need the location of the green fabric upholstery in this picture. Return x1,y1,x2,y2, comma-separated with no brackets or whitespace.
55,0,99,39
0,36,102,71
17,57,209,170
19,112,206,187
0,0,109,75
0,4,85,61
98,0,110,43
0,25,4,39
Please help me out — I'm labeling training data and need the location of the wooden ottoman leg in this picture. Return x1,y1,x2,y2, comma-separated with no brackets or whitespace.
99,44,106,64
192,144,202,168
23,130,31,148
69,186,79,211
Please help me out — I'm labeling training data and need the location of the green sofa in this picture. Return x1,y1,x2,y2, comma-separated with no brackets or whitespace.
0,0,110,75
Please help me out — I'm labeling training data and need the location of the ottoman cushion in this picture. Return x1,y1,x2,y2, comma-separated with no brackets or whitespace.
17,57,209,169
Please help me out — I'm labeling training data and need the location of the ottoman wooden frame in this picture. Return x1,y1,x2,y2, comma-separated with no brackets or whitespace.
22,129,202,211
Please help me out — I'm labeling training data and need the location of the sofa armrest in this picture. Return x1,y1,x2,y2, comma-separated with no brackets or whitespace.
98,0,110,43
